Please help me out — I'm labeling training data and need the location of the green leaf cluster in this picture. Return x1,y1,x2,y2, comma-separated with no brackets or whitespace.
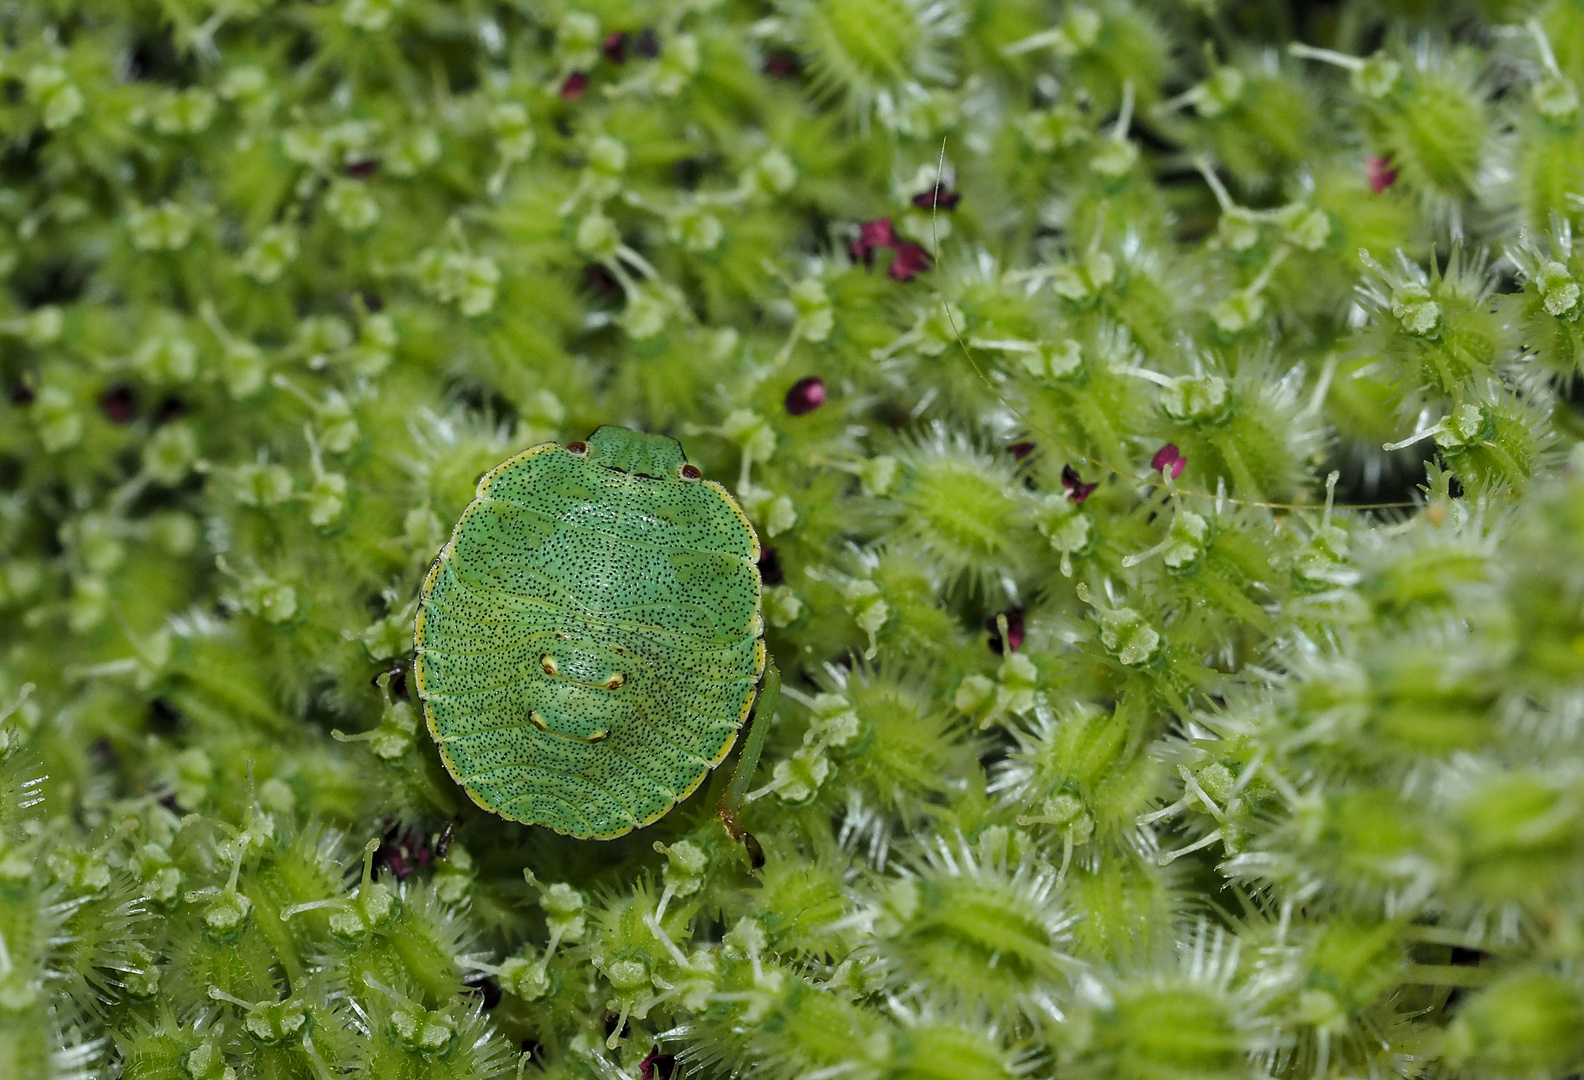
2,2,1583,1079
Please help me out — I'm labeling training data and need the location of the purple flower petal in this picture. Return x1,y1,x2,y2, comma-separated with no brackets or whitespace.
911,185,960,210
1367,155,1397,193
1150,444,1186,479
1061,464,1097,503
986,608,1025,654
100,384,138,424
887,242,931,283
762,52,800,79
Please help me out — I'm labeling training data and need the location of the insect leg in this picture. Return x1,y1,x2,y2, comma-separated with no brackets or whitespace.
530,710,609,744
717,658,778,869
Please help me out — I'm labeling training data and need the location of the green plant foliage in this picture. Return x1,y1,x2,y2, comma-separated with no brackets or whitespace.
2,2,1583,1079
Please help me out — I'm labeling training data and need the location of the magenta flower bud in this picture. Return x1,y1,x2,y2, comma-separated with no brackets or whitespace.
911,184,960,210
373,822,432,881
640,1045,678,1080
986,607,1025,655
887,242,931,282
583,264,619,296
101,383,138,424
850,217,900,264
784,375,826,416
1061,464,1097,503
861,218,897,246
346,157,378,180
1151,444,1186,479
1367,155,1397,193
560,71,588,100
603,31,630,64
763,52,800,79
1007,441,1036,460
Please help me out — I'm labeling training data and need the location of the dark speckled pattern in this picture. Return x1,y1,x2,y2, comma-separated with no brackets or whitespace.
413,427,766,839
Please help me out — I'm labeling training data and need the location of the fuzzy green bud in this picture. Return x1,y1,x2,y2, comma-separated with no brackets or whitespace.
1089,979,1249,1080
1195,67,1246,118
386,127,441,176
1352,52,1402,99
1443,971,1584,1076
434,843,474,904
653,34,701,96
657,839,708,899
791,280,834,341
541,881,587,942
1161,375,1230,423
1537,260,1581,319
7,305,63,346
499,955,551,1001
808,693,862,752
1431,404,1491,451
1282,206,1332,251
153,88,217,135
765,584,804,627
1053,251,1116,303
585,135,628,200
416,250,501,316
325,180,380,233
134,332,199,383
1098,607,1161,666
343,0,404,32
858,455,898,496
242,998,308,1045
1217,208,1261,253
1210,291,1266,335
1024,339,1084,381
236,463,294,507
198,888,253,938
33,385,83,451
670,202,724,252
745,149,797,197
25,65,83,129
144,424,199,484
240,575,298,624
129,202,199,253
389,1002,456,1055
722,410,776,463
557,11,602,68
182,1039,235,1080
767,748,831,804
1532,76,1579,121
491,102,535,162
1091,138,1139,179
576,212,621,261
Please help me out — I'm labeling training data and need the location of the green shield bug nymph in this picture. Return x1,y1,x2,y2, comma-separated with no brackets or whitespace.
413,425,778,846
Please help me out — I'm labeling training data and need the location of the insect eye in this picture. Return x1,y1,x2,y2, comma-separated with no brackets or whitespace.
680,464,701,480
566,441,588,455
